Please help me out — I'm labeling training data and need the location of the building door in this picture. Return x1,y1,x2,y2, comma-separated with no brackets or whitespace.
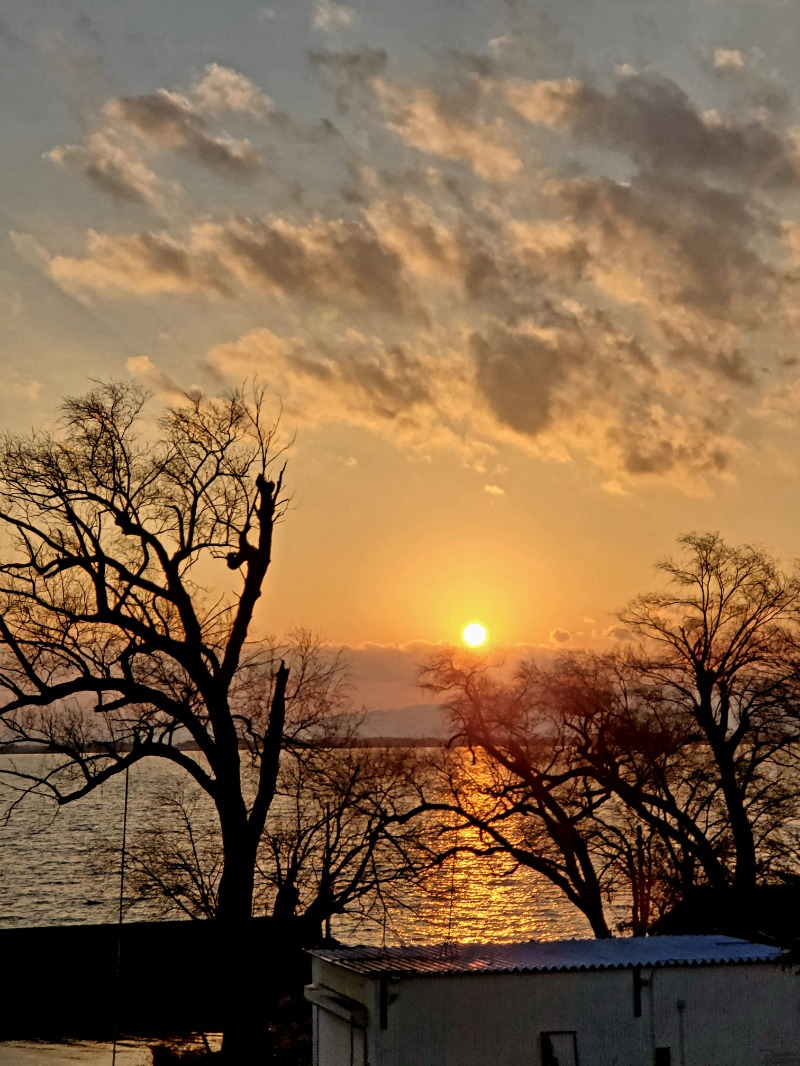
316,1008,366,1066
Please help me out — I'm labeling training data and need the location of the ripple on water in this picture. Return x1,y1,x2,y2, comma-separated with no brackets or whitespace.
1,755,591,943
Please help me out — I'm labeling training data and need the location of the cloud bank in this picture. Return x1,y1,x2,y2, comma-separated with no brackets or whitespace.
35,43,800,492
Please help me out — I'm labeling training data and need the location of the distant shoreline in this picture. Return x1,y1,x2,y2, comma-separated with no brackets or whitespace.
1,736,453,754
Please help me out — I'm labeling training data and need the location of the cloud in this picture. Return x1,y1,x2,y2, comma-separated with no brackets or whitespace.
50,211,422,316
506,69,800,188
605,626,633,642
506,76,607,134
105,92,261,174
470,326,570,436
606,404,733,480
33,49,800,494
549,628,571,643
341,640,443,710
313,0,357,31
190,64,275,119
211,214,418,314
49,230,227,297
483,483,505,496
47,131,166,206
207,326,440,428
204,323,502,464
713,48,746,74
707,46,764,78
471,321,591,437
378,81,521,181
363,194,462,281
4,377,41,402
46,65,272,205
546,172,776,330
126,355,187,401
363,192,507,302
10,231,51,271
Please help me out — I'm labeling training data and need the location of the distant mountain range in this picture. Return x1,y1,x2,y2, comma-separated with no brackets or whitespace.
0,704,454,754
353,703,451,741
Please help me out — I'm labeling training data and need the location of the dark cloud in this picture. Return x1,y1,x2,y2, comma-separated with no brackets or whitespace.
107,91,260,175
470,325,580,436
609,73,799,187
462,242,505,301
606,626,633,642
608,409,731,478
221,215,419,315
509,71,800,189
552,171,777,330
51,213,420,317
663,330,756,386
750,84,792,116
293,339,432,418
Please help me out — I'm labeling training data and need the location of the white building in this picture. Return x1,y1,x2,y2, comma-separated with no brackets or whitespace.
305,934,800,1066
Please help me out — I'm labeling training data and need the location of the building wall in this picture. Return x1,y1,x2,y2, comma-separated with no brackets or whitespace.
371,969,649,1066
648,964,800,1066
310,958,800,1066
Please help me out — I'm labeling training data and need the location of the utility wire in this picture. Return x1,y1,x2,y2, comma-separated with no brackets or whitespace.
111,765,130,1066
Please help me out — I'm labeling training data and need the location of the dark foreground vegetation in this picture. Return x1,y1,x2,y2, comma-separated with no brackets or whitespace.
0,918,313,1064
0,918,309,1040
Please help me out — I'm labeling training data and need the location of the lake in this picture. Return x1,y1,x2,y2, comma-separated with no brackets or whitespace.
0,753,593,944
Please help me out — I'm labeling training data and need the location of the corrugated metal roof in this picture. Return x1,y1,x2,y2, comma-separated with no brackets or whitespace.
310,935,785,977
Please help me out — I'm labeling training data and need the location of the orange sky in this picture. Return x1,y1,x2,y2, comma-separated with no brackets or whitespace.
4,0,800,705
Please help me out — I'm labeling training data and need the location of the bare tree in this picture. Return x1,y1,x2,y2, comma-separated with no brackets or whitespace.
113,639,428,943
421,644,741,938
421,649,615,937
530,650,733,918
422,534,800,941
0,381,294,1060
264,742,428,940
619,532,800,915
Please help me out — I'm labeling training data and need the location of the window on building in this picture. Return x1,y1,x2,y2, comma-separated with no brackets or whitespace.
654,1049,671,1066
540,1030,578,1066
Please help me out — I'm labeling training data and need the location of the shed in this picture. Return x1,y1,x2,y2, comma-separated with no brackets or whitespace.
305,934,800,1066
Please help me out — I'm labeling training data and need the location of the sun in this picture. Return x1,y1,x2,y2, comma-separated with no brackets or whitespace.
462,621,488,647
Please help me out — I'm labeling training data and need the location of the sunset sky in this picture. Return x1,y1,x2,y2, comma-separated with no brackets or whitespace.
3,0,800,707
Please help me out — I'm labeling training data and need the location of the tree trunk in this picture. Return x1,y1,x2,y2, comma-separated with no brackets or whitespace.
582,894,613,938
716,751,758,935
694,678,758,935
217,818,265,1062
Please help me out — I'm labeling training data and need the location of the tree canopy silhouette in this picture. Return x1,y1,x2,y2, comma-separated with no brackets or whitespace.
0,381,296,1059
422,533,800,939
620,532,800,911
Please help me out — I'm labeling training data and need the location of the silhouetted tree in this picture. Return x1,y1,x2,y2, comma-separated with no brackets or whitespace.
619,532,800,916
421,649,615,937
116,685,427,942
0,381,294,1060
422,534,800,938
264,740,427,940
529,650,733,921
